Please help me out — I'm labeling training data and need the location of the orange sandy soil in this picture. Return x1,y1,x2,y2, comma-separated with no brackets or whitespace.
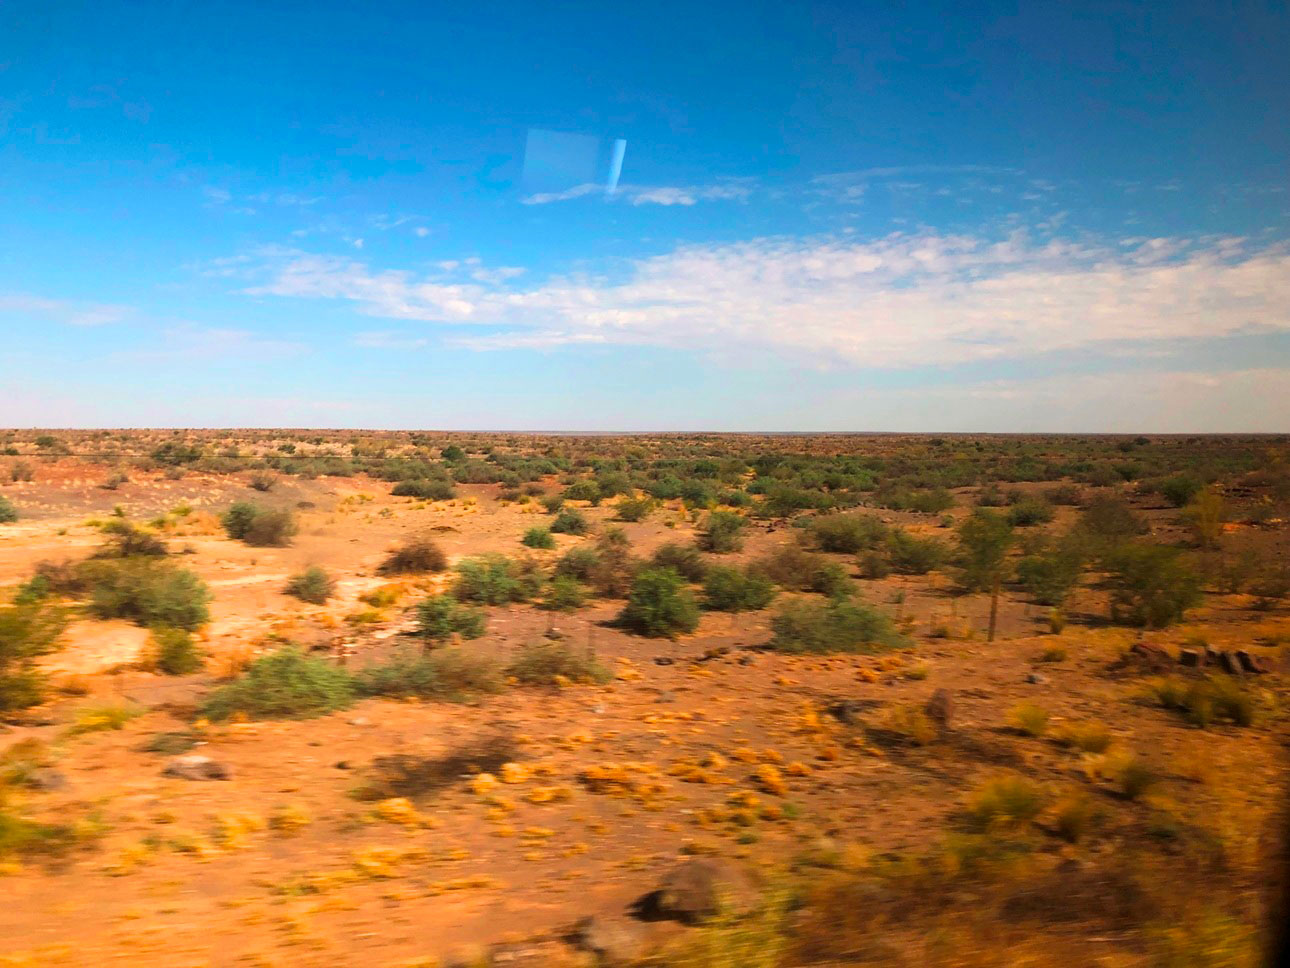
0,460,1286,967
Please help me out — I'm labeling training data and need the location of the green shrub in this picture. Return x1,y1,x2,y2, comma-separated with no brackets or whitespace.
1006,498,1054,527
549,507,588,534
1151,675,1256,727
702,566,776,612
768,599,906,654
699,511,746,553
454,554,541,604
651,542,710,581
0,496,17,524
521,526,556,549
810,513,887,553
149,626,204,676
354,649,502,701
554,546,599,582
856,550,891,579
886,530,949,575
618,568,700,638
0,603,66,712
1015,540,1085,606
1160,473,1203,508
1008,702,1049,737
201,647,354,720
1105,544,1201,627
542,575,587,612
284,566,335,604
615,495,655,522
378,535,447,575
416,594,487,644
221,502,296,546
249,472,276,492
563,480,602,505
95,519,167,558
82,559,211,630
391,479,456,500
964,776,1044,830
507,642,611,685
583,532,639,598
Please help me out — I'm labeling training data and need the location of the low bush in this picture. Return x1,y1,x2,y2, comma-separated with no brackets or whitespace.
149,626,204,676
549,507,588,534
201,647,354,720
94,519,167,558
378,535,448,575
698,511,746,553
618,567,700,637
1006,497,1055,527
391,478,456,500
1055,722,1113,754
416,594,487,644
964,775,1044,830
521,526,555,549
1008,703,1049,737
82,558,211,631
0,496,18,524
810,513,887,553
454,554,542,604
354,649,503,702
702,566,776,611
886,529,949,575
542,575,587,612
249,472,277,492
1150,675,1256,727
651,542,709,581
220,502,296,547
0,602,66,713
615,495,655,522
507,642,611,685
768,599,906,654
284,566,335,604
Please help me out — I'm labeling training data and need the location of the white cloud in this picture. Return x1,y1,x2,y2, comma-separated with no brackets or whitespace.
521,182,751,206
117,325,306,361
0,292,130,326
242,232,1290,369
353,330,429,349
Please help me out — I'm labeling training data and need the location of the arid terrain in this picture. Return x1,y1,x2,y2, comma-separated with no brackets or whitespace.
1,431,1287,967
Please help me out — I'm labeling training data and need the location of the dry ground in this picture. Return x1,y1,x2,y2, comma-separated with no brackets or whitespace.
0,456,1286,967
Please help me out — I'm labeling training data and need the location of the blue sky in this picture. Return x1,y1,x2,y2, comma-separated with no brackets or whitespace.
2,0,1288,431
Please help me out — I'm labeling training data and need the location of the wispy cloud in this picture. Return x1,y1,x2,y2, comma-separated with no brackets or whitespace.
522,182,752,206
116,324,306,362
0,292,131,326
237,232,1290,370
353,330,429,349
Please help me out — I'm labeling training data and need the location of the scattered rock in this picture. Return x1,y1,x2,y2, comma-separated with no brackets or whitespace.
1205,646,1223,667
1217,651,1242,676
737,654,756,666
1026,672,1048,684
827,699,881,724
924,688,954,729
654,691,676,704
1178,648,1203,668
571,915,647,965
162,755,231,781
697,646,730,663
643,858,757,924
1127,640,1172,672
590,704,606,715
24,768,68,791
653,657,675,666
335,760,351,770
1235,650,1269,675
544,628,565,641
348,716,371,726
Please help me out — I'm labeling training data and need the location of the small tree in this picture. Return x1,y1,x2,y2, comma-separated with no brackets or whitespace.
1105,544,1202,627
956,509,1015,641
1181,488,1226,550
618,568,700,638
702,566,776,612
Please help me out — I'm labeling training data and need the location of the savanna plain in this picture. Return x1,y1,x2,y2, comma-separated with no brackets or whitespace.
0,430,1287,967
